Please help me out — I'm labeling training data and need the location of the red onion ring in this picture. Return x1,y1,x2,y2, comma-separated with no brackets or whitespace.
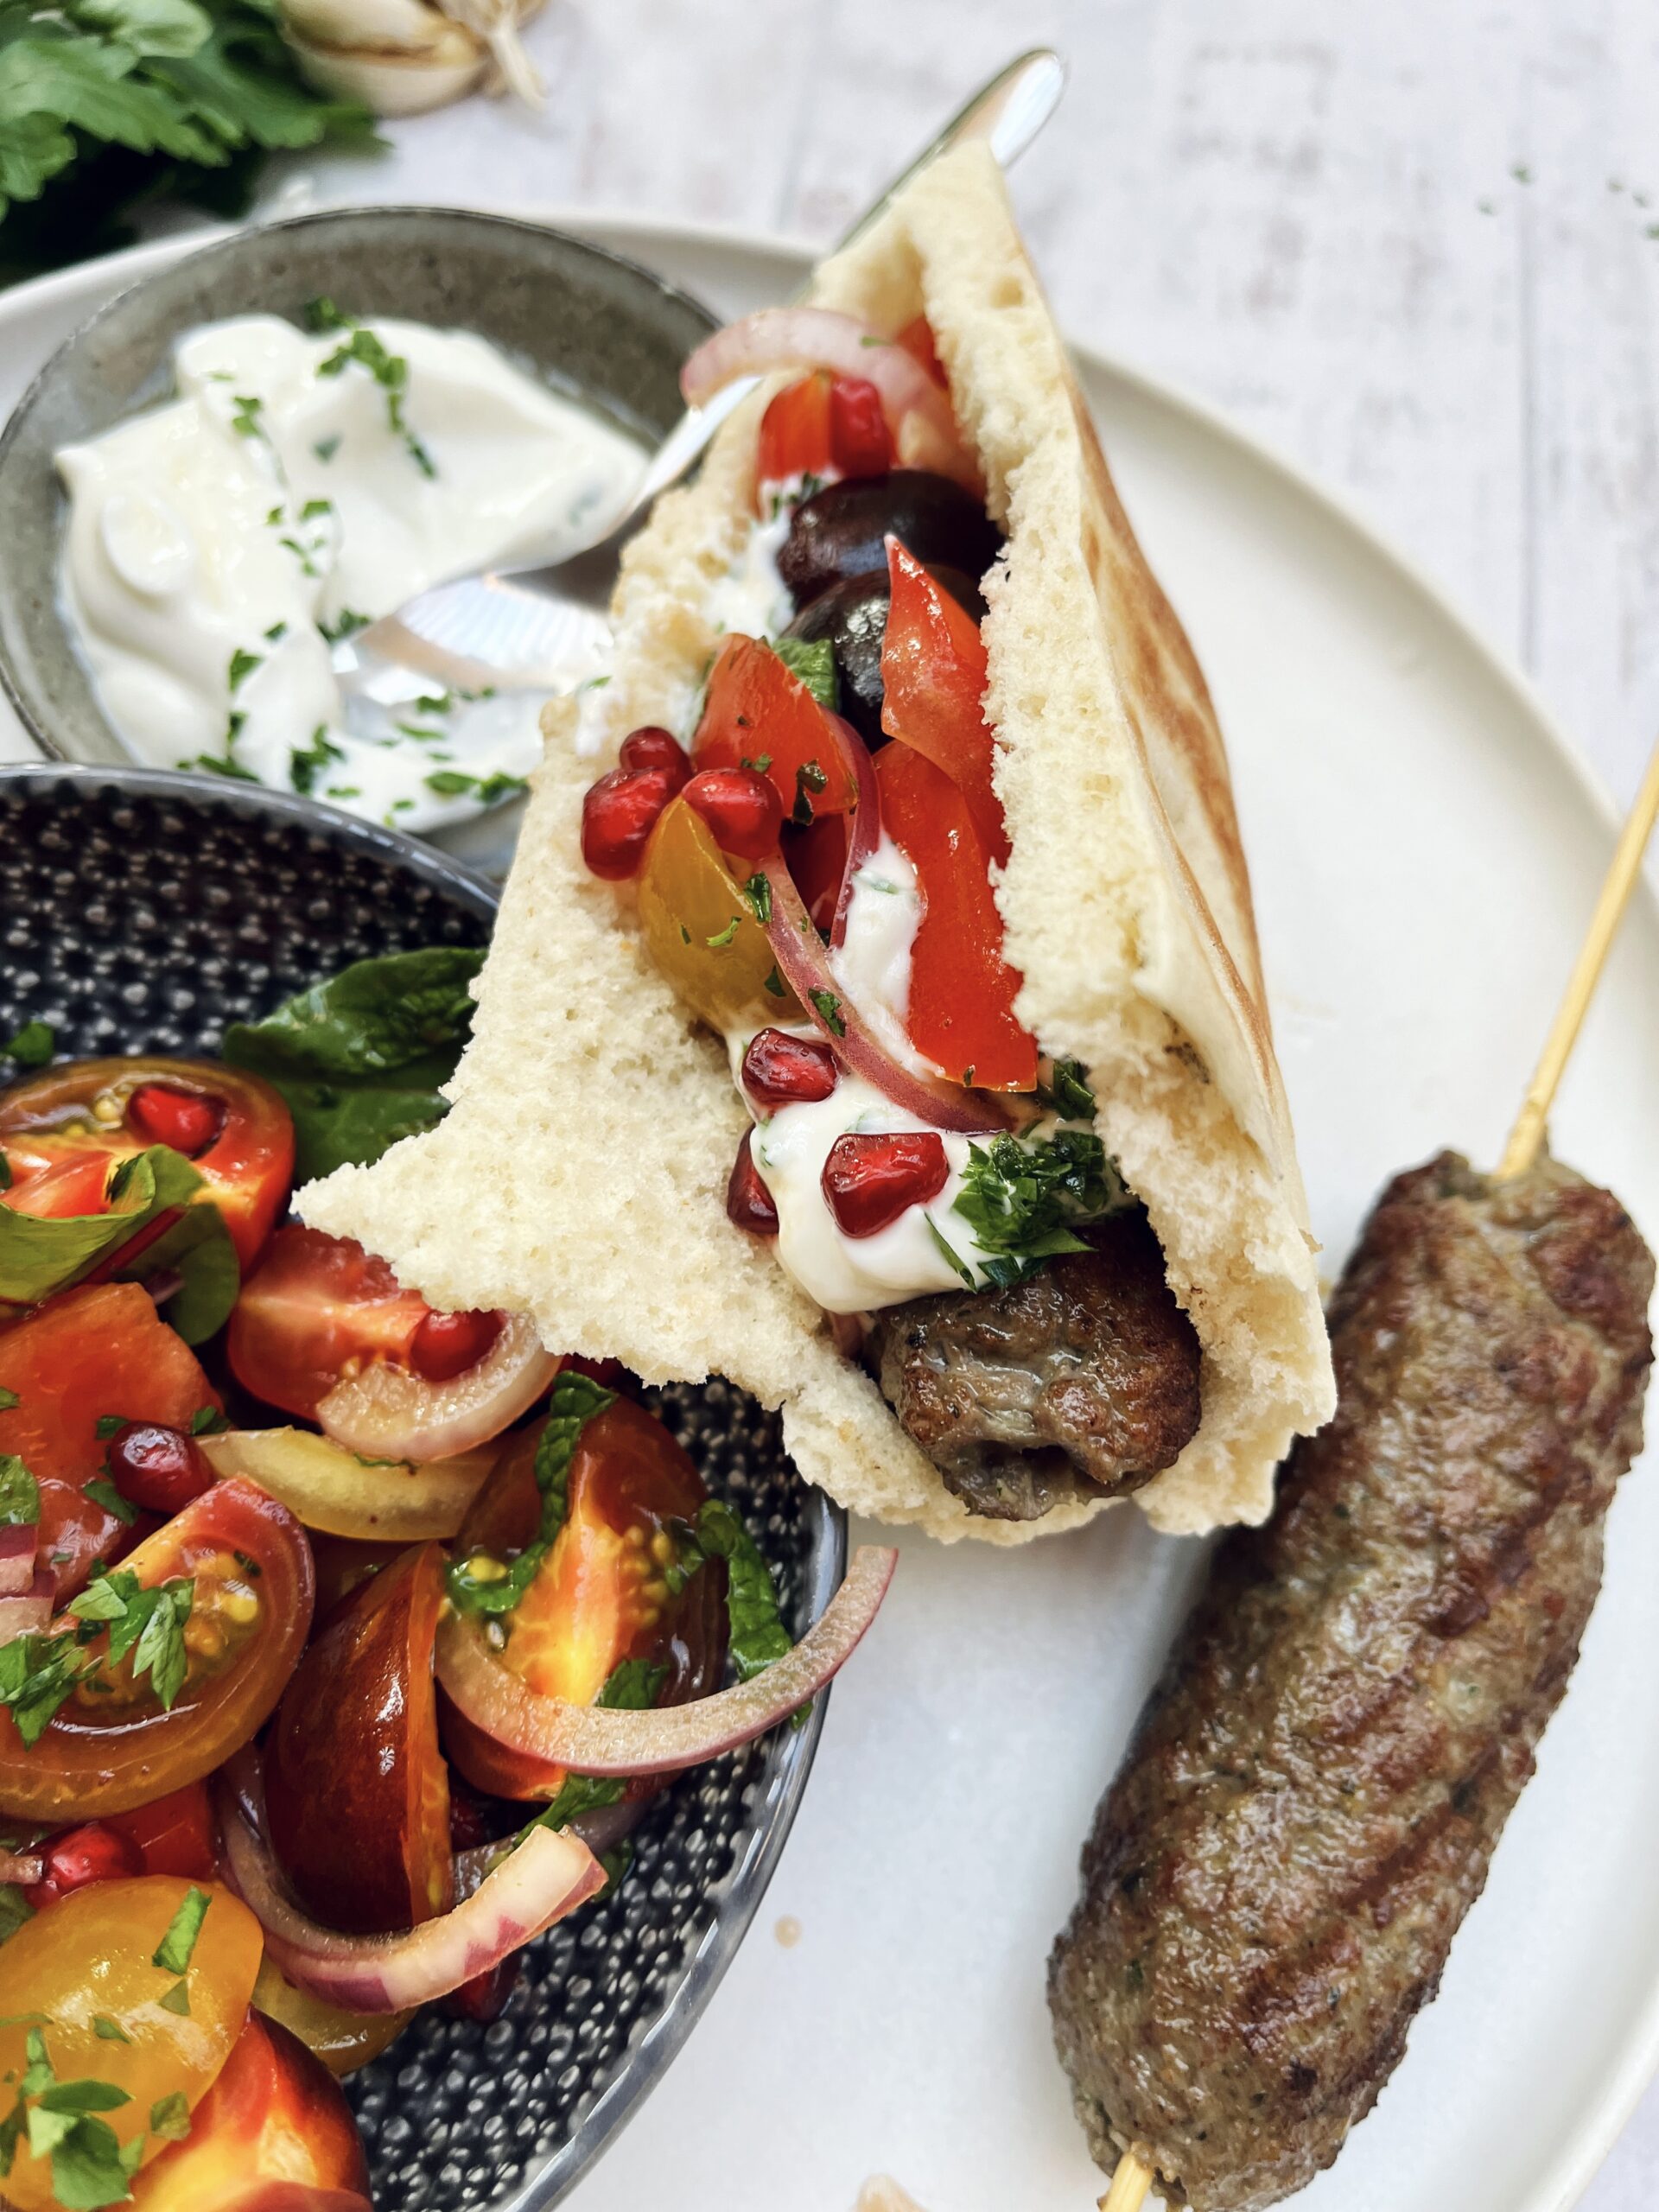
0,1848,42,1885
316,1316,561,1463
435,1544,896,1778
0,1568,54,1642
218,1767,605,2015
0,1523,36,1599
758,856,1008,1134
680,309,976,487
227,2187,372,2212
824,712,882,950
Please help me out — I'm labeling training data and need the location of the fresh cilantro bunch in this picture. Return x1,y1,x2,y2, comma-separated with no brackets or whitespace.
0,0,379,283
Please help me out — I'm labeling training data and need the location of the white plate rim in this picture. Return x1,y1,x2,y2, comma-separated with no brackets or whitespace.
3,207,1654,2212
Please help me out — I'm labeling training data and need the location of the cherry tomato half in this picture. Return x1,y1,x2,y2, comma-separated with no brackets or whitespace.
0,1477,315,1822
692,633,857,828
0,1876,263,2210
265,1541,453,1936
636,796,789,1033
130,2010,372,2210
441,1395,709,1800
876,741,1037,1092
756,372,893,490
0,1056,295,1271
0,1281,224,1604
106,1779,219,1881
880,537,1009,867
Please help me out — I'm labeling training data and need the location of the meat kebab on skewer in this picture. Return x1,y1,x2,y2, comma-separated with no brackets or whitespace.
1050,738,1659,2211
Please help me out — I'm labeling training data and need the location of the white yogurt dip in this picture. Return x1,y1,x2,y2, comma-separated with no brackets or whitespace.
56,311,644,834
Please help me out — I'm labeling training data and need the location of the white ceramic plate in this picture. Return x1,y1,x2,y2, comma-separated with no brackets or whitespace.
2,217,1656,2212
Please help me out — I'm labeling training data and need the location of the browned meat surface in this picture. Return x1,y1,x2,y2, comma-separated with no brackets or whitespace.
868,1209,1202,1522
1047,1151,1654,2211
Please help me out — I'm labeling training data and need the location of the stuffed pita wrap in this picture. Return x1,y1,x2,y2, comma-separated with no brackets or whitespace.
303,143,1335,1543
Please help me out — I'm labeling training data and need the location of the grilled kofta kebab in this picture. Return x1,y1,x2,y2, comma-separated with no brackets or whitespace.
1047,1147,1655,2210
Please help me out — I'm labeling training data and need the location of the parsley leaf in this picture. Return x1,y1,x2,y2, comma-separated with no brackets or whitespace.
222,946,485,1180
289,724,344,797
0,1387,16,1411
741,874,772,925
316,321,435,476
149,2088,189,2139
0,1454,38,1528
226,645,261,690
1037,1056,1097,1122
807,988,845,1037
81,1478,136,1525
791,757,829,827
0,1631,84,1746
768,635,839,713
448,1371,614,1617
3,1021,54,1067
152,1885,210,1972
317,607,370,645
41,2110,137,2207
950,1129,1124,1288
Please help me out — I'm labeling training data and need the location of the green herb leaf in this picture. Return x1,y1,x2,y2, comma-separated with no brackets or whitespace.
91,2018,129,2045
741,873,772,925
768,635,839,713
3,1022,54,1068
152,1885,210,1973
317,607,370,645
149,2088,189,2140
0,1630,83,1746
220,946,485,1179
188,1407,227,1436
178,751,259,783
950,1128,1124,1287
81,1478,136,1525
0,1454,38,1529
1037,1056,1097,1122
315,322,435,475
807,988,845,1037
924,1213,976,1288
704,916,741,950
41,2107,137,2209
665,1498,792,1682
157,1979,190,2016
597,1655,667,1710
92,1415,128,1441
446,1370,614,1618
762,965,786,999
0,1386,16,1410
36,2081,130,2115
226,645,261,690
791,757,829,827
532,1770,623,1833
288,724,345,797
0,1885,34,1947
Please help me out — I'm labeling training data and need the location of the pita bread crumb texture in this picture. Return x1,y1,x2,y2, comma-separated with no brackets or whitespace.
303,143,1335,1543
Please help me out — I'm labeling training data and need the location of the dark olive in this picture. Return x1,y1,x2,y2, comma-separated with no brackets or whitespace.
779,469,1001,607
782,563,988,746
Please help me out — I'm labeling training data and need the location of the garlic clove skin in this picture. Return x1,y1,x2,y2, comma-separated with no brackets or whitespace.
280,0,487,116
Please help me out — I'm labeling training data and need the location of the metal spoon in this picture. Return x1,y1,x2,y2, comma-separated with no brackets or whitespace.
344,48,1066,696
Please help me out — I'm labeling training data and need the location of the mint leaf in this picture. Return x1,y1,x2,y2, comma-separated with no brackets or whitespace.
0,1454,38,1527
597,1656,666,1710
152,1885,209,1973
188,1407,227,1436
221,946,484,1180
3,1021,54,1067
666,1498,791,1683
0,1144,210,1319
447,1370,613,1618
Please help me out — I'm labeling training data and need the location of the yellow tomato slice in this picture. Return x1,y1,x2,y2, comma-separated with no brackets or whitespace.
0,1878,261,2209
636,797,794,1031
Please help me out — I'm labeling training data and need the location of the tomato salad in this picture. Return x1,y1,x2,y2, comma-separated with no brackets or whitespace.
576,314,1205,1525
0,951,891,2212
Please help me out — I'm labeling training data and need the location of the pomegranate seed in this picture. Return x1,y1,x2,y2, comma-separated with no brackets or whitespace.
106,1421,213,1517
741,1027,838,1109
409,1306,504,1382
682,766,784,862
24,1821,143,1910
581,766,674,880
127,1083,224,1158
822,1130,949,1238
618,726,692,791
829,377,893,478
726,1130,779,1237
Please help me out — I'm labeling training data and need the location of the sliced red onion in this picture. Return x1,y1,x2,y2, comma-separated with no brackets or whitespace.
0,1523,36,1599
436,1544,897,1777
317,1316,561,1463
226,2186,372,2212
0,1567,54,1642
219,1772,605,2015
0,1848,42,1885
680,309,975,486
759,856,1008,1135
824,712,882,950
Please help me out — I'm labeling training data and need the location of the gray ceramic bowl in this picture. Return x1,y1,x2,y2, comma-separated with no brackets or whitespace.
0,209,715,801
0,762,842,2210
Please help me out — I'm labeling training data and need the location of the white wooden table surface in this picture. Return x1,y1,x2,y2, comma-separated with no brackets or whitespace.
251,3,1653,2204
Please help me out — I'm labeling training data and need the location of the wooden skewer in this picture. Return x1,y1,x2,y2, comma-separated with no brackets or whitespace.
1098,2152,1153,2212
1497,729,1659,1179
1102,733,1659,2212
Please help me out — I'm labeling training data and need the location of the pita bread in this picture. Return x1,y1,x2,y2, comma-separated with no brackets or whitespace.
303,143,1334,1541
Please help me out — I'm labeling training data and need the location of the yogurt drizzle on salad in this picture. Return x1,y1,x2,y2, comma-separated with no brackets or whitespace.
57,310,643,835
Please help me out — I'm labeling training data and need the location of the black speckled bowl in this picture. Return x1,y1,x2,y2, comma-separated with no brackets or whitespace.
0,208,715,803
0,763,842,2210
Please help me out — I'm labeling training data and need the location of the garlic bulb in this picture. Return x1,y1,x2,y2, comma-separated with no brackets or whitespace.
281,0,545,117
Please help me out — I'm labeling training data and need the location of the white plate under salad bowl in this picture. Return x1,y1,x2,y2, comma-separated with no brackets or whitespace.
0,214,1656,2212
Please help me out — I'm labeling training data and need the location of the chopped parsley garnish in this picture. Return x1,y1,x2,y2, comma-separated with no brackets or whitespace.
81,1478,135,1525
189,1408,228,1437
90,2020,128,2046
227,647,262,692
0,1387,18,1411
313,435,341,463
950,1128,1123,1288
289,726,346,797
808,988,845,1037
763,966,787,998
316,321,436,477
0,2021,140,2209
149,2090,190,2141
925,1214,976,1288
318,607,371,645
179,753,259,783
229,392,263,439
152,1886,211,1974
791,758,829,826
157,1981,190,2017
278,535,320,577
447,1372,614,1617
769,635,839,713
423,770,527,806
0,1455,38,1528
705,917,741,950
3,1022,54,1068
92,1416,128,1440
264,620,288,642
742,873,772,925
299,497,333,521
1038,1056,1097,1122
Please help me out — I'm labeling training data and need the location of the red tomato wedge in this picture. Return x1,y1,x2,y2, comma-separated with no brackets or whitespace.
880,537,1008,867
3,1149,112,1220
876,742,1038,1092
692,633,858,830
0,1477,314,1822
898,314,947,385
106,1778,219,1879
0,1282,223,1603
756,372,894,492
441,1396,710,1801
0,1057,295,1270
227,1227,430,1421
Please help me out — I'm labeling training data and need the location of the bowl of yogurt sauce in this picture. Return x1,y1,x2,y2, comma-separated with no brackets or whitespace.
0,207,717,861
